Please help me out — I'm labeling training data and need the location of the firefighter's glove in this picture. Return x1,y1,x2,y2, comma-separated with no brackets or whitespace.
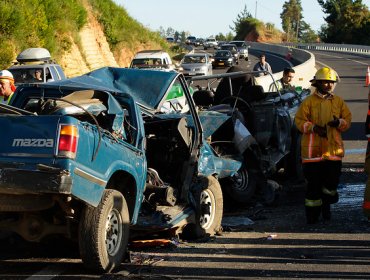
327,115,340,128
313,125,327,138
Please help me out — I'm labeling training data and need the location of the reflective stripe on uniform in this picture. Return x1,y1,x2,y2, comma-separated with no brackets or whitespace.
322,187,337,196
363,201,370,210
303,122,313,134
302,157,323,163
305,198,322,207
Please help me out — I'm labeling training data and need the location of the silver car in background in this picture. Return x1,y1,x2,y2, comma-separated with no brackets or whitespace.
229,41,250,60
179,53,213,77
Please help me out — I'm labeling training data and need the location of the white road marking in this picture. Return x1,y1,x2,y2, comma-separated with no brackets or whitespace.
316,52,369,66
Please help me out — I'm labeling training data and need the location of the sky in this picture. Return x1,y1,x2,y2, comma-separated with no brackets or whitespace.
115,0,370,38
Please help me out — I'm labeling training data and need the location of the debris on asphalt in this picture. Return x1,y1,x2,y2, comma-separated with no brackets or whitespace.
222,215,255,232
129,252,164,265
130,239,174,249
222,216,254,227
266,234,277,240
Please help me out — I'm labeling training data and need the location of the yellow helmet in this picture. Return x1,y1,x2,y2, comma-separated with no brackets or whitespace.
310,67,339,83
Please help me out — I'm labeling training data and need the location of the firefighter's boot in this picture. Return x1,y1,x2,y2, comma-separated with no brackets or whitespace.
305,206,321,224
322,203,331,221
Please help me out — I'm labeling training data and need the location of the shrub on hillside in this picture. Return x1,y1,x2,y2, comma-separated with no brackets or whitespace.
0,0,87,69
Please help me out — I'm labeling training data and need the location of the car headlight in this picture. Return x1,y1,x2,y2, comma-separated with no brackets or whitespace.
227,58,233,62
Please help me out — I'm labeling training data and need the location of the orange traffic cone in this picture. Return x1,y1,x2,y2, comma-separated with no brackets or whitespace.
366,66,370,87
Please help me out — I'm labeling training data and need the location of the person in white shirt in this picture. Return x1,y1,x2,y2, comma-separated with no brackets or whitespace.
253,53,272,76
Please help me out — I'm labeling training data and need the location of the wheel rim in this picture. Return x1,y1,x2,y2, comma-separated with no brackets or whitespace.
105,208,123,256
231,169,249,192
199,189,216,229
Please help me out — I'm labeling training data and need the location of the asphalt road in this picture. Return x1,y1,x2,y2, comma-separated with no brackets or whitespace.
0,49,369,280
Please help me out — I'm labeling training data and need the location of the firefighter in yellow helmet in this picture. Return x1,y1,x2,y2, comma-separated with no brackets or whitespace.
294,67,352,224
0,70,16,104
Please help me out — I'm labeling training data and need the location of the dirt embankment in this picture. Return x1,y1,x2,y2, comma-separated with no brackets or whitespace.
59,1,163,78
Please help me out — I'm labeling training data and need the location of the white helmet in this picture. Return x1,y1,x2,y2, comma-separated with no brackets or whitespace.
0,69,14,81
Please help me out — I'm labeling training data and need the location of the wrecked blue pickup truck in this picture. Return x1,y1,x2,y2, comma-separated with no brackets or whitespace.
0,67,243,273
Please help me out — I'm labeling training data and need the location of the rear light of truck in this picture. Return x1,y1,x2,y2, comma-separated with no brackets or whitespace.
57,125,78,159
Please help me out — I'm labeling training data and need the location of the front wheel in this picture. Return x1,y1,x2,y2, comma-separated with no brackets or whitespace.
198,176,223,235
223,167,257,203
79,189,129,273
182,176,223,239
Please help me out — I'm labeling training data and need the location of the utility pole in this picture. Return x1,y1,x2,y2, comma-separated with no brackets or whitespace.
296,12,300,42
255,0,257,18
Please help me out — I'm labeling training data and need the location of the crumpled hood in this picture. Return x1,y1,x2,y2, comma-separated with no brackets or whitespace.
44,67,179,110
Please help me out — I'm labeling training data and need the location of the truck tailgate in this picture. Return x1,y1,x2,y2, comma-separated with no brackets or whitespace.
0,115,61,165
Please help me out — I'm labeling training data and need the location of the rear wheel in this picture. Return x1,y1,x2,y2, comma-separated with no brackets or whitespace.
79,189,129,273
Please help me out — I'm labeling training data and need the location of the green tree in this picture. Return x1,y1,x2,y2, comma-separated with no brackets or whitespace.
0,0,87,69
299,21,318,42
174,31,180,42
230,5,252,40
215,32,234,41
158,26,166,38
180,31,187,43
318,0,370,44
280,0,303,42
165,27,175,38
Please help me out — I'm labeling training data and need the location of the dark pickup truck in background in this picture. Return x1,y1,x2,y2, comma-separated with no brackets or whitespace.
7,48,66,85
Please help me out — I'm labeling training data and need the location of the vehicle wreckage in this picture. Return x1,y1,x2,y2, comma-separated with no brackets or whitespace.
0,67,243,272
188,67,310,204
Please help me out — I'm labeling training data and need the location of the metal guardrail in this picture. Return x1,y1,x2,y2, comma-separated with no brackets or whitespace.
281,43,370,56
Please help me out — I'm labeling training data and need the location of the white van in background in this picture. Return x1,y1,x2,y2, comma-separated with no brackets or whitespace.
129,50,175,70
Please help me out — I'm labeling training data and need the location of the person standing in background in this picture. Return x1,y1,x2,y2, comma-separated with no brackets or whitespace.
253,53,272,76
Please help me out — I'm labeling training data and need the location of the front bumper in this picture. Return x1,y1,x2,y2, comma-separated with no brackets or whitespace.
213,61,232,67
183,72,206,77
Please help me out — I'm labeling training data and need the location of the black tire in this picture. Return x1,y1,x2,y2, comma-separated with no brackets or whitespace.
223,167,257,203
182,176,223,239
198,176,223,235
79,189,129,273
